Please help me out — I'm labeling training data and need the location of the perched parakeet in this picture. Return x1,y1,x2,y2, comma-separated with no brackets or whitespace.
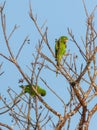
55,36,68,76
19,85,46,97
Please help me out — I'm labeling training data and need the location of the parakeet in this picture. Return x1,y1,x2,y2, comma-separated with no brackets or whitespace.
55,36,68,76
19,85,46,97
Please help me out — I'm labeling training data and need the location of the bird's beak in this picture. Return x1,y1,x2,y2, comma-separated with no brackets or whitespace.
65,39,68,42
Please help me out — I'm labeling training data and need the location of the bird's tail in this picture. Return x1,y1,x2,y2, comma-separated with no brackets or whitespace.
56,68,58,77
56,61,59,77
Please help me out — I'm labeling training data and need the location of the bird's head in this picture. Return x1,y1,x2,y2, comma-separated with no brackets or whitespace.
40,89,46,96
60,36,68,43
19,85,30,93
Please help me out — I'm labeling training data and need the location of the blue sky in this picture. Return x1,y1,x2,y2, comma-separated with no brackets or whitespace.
0,0,97,129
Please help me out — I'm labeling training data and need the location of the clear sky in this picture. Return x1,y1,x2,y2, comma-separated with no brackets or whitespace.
0,0,97,130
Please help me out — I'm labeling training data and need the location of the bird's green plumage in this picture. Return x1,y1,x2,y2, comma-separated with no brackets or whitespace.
55,36,68,76
19,85,46,97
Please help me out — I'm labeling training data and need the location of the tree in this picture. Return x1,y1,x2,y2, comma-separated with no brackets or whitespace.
0,1,97,130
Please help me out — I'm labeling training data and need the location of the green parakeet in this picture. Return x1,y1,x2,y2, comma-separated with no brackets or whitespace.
55,36,68,76
19,85,46,97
